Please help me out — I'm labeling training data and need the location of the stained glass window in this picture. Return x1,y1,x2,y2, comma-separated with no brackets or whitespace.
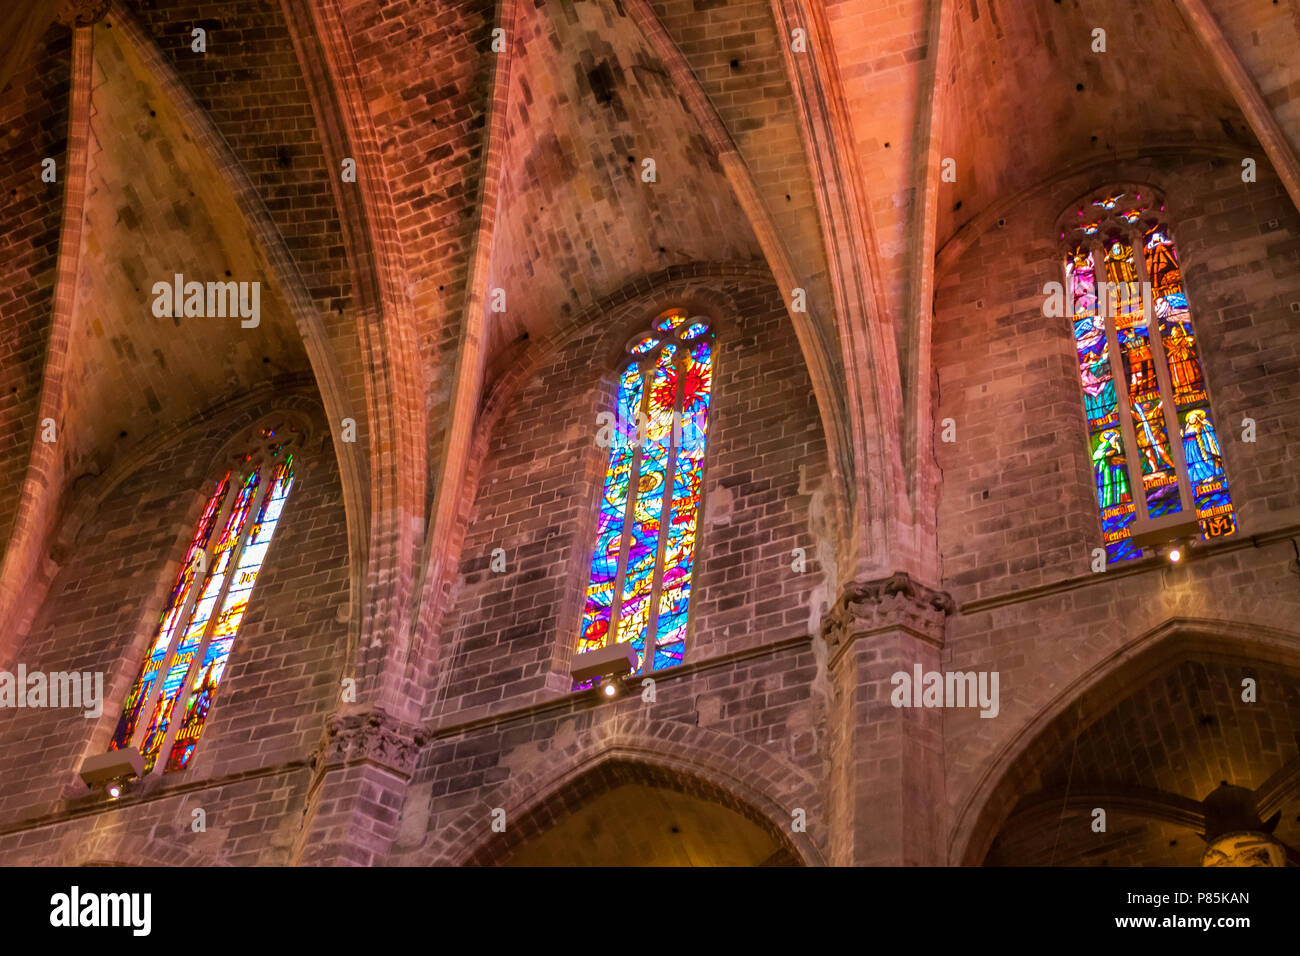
1061,191,1236,562
576,312,713,680
108,421,300,774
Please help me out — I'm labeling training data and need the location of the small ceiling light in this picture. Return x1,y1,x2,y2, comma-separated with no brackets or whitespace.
106,781,122,800
602,681,618,698
1168,546,1182,564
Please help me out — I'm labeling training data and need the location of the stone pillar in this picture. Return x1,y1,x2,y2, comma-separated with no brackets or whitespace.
292,710,425,866
1199,782,1288,866
822,572,953,866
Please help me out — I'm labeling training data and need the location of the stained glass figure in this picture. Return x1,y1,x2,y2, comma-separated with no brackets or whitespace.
111,473,230,754
166,457,295,771
1104,233,1182,521
577,314,713,682
1062,195,1237,560
107,423,300,774
1143,221,1237,539
1067,246,1139,562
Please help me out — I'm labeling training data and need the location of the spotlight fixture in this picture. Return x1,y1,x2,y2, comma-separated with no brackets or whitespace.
571,642,638,696
78,747,144,797
1130,519,1199,564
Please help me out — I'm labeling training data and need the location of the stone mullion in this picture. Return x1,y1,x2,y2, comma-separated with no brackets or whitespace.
641,349,686,674
1100,261,1152,526
607,363,655,652
154,462,274,768
129,473,242,756
1131,229,1197,516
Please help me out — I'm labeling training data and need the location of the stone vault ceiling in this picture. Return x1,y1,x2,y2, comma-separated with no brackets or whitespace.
488,0,763,354
939,0,1255,247
0,23,69,552
66,22,309,481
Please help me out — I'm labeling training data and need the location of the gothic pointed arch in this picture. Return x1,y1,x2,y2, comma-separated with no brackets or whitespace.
1057,184,1237,562
575,310,715,678
953,619,1300,865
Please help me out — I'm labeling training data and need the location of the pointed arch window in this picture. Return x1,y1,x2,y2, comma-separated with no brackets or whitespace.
1060,189,1236,562
575,311,714,681
105,420,301,775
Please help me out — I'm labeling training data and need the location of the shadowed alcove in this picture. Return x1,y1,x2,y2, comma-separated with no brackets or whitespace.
982,655,1300,866
466,759,803,867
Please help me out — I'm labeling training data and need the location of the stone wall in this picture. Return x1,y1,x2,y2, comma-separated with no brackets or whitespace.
0,403,348,865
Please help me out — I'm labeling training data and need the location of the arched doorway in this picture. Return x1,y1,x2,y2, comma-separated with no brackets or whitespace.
976,653,1300,865
466,758,804,866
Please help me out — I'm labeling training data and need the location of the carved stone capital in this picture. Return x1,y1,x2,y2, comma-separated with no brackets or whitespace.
56,0,111,27
821,572,954,662
312,710,427,779
1202,832,1287,867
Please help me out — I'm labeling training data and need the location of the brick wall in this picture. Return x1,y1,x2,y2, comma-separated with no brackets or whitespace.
0,402,348,864
934,155,1300,602
66,21,314,482
489,0,763,353
430,274,832,724
933,154,1300,858
126,0,351,314
332,0,496,488
400,639,830,865
1202,0,1300,172
0,24,71,559
647,0,833,326
1037,659,1300,798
